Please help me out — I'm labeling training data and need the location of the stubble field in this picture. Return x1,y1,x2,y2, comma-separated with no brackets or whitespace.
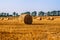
0,16,60,40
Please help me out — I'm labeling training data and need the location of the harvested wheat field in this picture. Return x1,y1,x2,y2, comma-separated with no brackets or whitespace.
0,15,60,40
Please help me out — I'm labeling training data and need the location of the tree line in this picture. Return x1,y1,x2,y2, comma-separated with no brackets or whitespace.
21,10,60,16
0,12,19,17
0,10,60,17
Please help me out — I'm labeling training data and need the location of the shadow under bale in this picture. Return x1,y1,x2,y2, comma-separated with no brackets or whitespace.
19,14,33,24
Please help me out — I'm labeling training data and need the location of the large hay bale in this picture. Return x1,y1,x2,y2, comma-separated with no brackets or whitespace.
19,14,32,24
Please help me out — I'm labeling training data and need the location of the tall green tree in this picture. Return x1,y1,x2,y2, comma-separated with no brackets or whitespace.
13,12,16,16
4,13,7,17
1,12,6,17
31,11,37,16
38,11,44,16
16,13,19,16
0,13,3,17
57,11,60,16
1,12,4,17
47,11,51,16
51,11,57,16
6,13,9,16
13,12,18,16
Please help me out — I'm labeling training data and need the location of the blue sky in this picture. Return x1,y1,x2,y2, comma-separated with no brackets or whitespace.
0,0,60,14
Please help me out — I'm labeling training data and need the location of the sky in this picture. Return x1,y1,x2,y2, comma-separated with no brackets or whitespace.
0,0,60,14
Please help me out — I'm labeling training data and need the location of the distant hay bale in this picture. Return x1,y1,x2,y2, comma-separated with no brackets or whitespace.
50,17,54,20
36,17,42,20
47,17,50,20
40,17,42,20
47,17,54,20
0,18,3,20
19,14,32,24
4,18,9,21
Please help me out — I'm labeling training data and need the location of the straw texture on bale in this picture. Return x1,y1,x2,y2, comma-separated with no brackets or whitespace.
19,14,32,24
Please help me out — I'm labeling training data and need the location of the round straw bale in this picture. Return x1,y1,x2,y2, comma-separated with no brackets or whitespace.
50,17,54,20
40,17,42,20
0,18,4,20
47,17,50,20
19,14,32,24
4,18,9,21
36,17,42,20
47,17,54,20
